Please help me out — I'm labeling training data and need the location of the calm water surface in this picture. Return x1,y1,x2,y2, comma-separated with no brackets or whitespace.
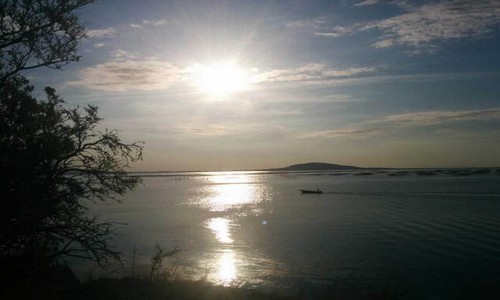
87,170,500,299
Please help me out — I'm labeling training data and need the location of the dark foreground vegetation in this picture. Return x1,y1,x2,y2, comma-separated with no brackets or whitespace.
72,278,294,300
74,277,296,300
4,265,500,300
2,272,296,300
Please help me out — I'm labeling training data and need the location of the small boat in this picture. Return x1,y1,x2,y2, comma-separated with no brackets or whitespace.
300,189,322,194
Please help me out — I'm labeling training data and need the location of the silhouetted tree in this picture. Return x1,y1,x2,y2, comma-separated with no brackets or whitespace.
0,0,144,273
1,0,93,83
0,78,143,267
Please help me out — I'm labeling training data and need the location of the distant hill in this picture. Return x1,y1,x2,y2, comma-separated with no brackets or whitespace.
269,162,361,171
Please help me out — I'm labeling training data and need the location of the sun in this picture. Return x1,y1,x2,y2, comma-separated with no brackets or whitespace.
193,62,249,97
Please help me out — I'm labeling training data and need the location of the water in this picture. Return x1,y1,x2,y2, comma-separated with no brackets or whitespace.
85,169,500,299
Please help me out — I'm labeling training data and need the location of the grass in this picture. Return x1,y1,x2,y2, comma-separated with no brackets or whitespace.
10,275,297,300
71,277,296,300
0,243,296,300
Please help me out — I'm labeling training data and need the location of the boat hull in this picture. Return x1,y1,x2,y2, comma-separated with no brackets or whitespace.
300,189,322,194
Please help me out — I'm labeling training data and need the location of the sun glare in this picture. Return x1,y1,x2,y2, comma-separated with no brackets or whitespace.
217,249,237,285
193,62,249,97
206,217,234,244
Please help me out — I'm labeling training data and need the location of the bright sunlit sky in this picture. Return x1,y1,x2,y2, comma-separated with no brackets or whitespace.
29,0,500,171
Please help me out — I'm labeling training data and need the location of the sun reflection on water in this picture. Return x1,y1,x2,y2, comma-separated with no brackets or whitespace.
209,184,254,211
216,249,237,285
205,218,233,244
205,217,239,284
200,174,258,212
196,173,273,285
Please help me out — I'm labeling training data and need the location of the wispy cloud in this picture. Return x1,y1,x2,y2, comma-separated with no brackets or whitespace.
154,123,293,140
254,64,375,83
165,125,230,136
354,0,379,7
315,26,353,38
285,16,355,39
86,27,116,39
284,17,328,29
292,1,500,52
67,51,180,92
302,128,382,138
304,108,500,138
379,108,500,126
364,1,500,52
67,53,376,92
130,19,168,29
372,39,394,48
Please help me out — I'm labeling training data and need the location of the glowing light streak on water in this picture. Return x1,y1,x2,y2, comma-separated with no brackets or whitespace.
205,217,233,244
216,249,237,285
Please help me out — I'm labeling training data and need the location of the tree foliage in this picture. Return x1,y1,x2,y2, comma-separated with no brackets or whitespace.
0,78,143,265
1,0,93,82
0,0,144,269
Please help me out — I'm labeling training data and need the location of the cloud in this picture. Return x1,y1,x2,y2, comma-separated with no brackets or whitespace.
380,108,500,126
165,125,230,136
67,51,180,92
372,39,394,48
284,17,328,29
130,19,168,29
160,123,293,140
86,27,116,39
322,94,360,103
304,108,500,139
365,1,500,51
68,56,375,92
283,1,500,52
302,128,382,138
354,0,379,7
253,64,375,83
315,26,353,38
285,17,355,39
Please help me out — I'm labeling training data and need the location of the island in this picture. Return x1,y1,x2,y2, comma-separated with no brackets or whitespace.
267,162,361,171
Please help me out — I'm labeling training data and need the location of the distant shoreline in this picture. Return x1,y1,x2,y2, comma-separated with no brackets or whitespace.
130,161,499,173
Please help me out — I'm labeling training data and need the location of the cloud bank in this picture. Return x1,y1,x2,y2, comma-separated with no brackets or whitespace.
306,108,500,138
254,64,375,83
298,1,500,53
365,1,500,52
68,51,180,92
380,108,500,125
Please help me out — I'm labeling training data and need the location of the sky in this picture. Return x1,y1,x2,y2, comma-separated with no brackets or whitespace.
29,0,500,171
